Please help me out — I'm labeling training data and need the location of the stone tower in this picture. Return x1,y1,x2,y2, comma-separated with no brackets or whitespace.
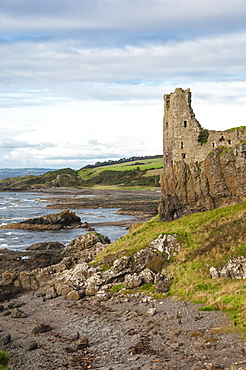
163,88,203,166
160,87,246,221
163,88,246,167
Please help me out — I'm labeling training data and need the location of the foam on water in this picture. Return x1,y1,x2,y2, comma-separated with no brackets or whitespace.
0,191,135,252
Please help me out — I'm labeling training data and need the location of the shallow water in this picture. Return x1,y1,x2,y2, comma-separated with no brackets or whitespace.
0,192,135,251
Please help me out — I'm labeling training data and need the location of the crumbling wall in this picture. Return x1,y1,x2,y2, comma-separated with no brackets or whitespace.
160,88,246,221
163,88,246,166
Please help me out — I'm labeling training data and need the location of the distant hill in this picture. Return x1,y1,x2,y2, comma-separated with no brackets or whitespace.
0,156,163,190
0,168,55,181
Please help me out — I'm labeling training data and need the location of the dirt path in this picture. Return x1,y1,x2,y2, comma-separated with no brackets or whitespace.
1,292,246,369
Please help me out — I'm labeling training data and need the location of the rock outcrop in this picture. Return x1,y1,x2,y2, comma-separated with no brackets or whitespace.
210,256,246,279
0,210,84,230
0,232,175,302
159,144,246,220
159,88,246,221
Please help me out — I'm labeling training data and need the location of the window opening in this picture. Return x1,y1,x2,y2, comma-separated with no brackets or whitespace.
184,120,187,128
182,153,187,159
228,139,231,145
181,142,184,149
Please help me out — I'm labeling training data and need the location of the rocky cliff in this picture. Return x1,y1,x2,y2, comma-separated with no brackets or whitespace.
159,143,246,221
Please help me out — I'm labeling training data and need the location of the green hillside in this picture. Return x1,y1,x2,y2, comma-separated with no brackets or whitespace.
0,156,163,190
95,201,246,331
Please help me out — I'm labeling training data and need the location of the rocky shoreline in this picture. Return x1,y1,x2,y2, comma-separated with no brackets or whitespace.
34,187,161,218
1,231,246,369
1,290,246,369
1,188,246,369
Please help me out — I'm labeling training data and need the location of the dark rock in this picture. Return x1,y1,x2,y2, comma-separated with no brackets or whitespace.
154,273,172,292
3,311,11,316
0,332,11,346
28,341,38,351
32,323,53,335
27,241,65,251
0,210,82,230
0,305,4,312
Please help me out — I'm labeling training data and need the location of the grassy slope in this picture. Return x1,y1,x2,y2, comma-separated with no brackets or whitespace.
0,158,163,190
96,201,246,330
78,158,163,179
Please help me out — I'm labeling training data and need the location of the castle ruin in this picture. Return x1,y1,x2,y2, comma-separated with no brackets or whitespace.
159,88,246,221
163,88,246,166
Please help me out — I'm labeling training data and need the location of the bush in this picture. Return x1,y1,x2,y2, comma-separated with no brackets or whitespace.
0,350,10,370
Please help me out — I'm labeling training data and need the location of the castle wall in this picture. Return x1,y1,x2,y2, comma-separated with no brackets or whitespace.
163,88,246,165
160,87,246,221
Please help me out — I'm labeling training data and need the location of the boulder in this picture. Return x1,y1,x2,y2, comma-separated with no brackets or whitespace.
75,336,89,349
133,248,160,271
62,232,110,260
124,273,142,289
0,332,11,346
32,323,53,335
210,256,246,279
27,241,65,251
11,307,27,318
149,234,180,260
85,273,104,296
139,268,155,284
154,273,172,292
0,210,82,230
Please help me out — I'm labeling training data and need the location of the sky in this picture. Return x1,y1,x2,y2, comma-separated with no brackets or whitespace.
1,0,246,169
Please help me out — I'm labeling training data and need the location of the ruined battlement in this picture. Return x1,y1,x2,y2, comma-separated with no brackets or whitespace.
163,88,246,166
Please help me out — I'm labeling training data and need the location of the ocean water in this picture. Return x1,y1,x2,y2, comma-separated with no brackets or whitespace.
0,192,135,252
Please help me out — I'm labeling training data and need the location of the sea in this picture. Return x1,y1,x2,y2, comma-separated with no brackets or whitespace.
0,192,135,252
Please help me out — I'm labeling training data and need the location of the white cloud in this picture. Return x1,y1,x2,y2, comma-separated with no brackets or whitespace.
0,0,246,168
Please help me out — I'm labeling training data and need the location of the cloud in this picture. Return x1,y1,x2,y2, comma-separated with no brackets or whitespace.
1,0,246,38
0,0,246,168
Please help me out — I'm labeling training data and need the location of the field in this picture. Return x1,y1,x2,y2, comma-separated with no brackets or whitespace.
0,156,163,190
77,157,163,180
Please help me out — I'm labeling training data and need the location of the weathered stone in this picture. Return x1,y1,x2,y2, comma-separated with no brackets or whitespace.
75,336,89,349
66,290,82,300
96,289,111,301
111,256,131,274
0,332,11,346
45,286,58,299
32,323,53,335
85,273,103,296
63,232,110,257
133,248,160,271
159,88,246,221
11,307,27,318
146,307,157,316
154,273,172,292
27,241,65,251
1,271,15,285
55,284,73,297
124,273,142,289
28,342,38,351
139,268,155,284
149,234,180,259
210,256,246,279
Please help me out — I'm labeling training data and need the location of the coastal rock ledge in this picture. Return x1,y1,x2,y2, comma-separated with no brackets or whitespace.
0,210,85,230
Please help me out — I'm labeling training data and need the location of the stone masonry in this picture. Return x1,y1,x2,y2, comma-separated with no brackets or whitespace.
163,88,246,166
159,88,246,221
